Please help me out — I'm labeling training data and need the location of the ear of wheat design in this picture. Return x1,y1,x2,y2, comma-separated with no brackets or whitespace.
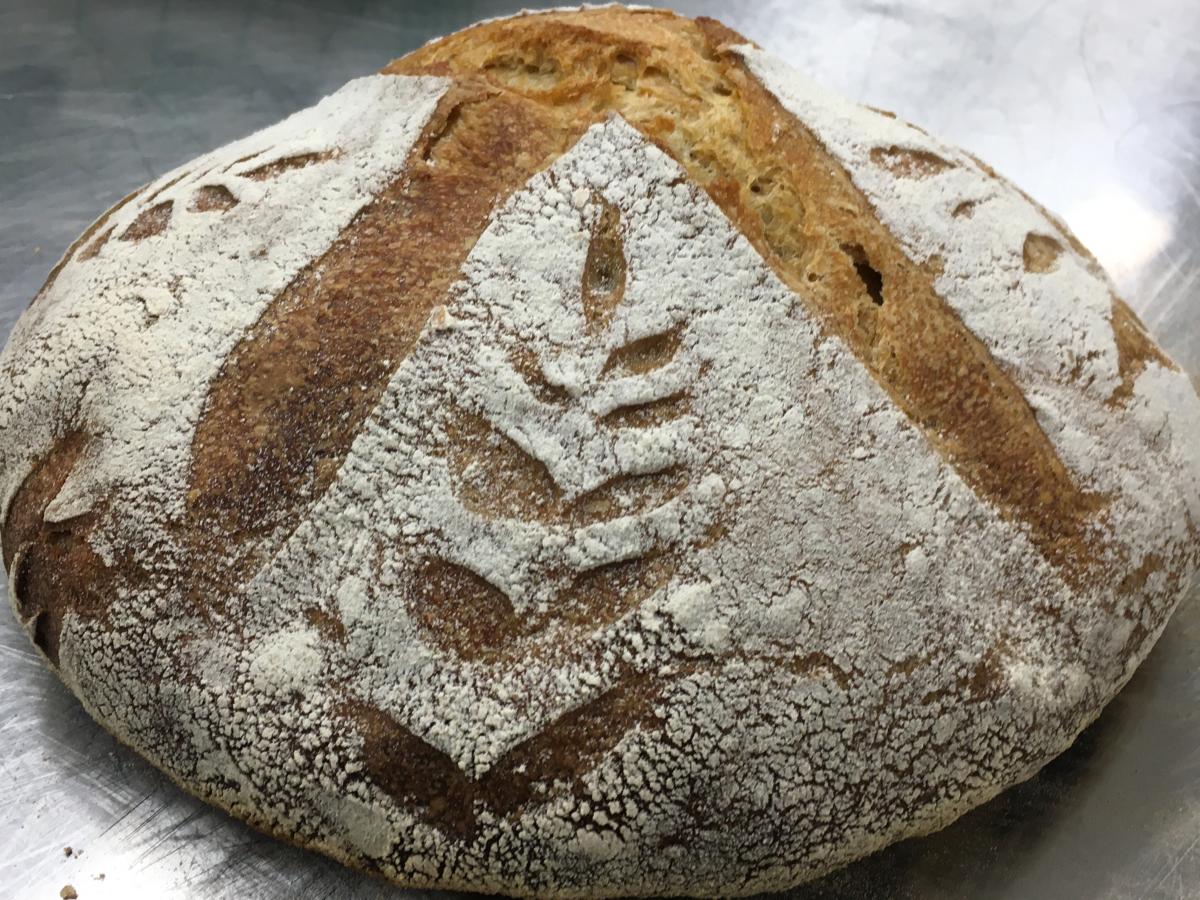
413,195,693,660
375,197,701,834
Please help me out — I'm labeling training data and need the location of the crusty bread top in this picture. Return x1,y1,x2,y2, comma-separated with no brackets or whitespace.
2,5,1199,898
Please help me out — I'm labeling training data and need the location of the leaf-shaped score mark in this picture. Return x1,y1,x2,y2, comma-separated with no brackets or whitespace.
446,410,691,527
412,554,681,664
601,324,684,377
242,150,337,181
120,201,173,242
344,668,671,839
413,558,530,662
190,185,239,213
581,198,627,331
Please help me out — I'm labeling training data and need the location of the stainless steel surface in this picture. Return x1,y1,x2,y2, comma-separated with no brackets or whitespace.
1,1,1198,897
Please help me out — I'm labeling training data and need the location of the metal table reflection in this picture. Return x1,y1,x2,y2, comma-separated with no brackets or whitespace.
1,1,1198,898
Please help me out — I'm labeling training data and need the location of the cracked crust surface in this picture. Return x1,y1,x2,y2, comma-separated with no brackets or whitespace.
2,6,1200,898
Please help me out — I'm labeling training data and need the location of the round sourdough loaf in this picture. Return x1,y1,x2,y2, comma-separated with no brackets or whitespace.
2,5,1199,897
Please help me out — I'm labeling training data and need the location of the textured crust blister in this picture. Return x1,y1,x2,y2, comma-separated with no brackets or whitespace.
1,6,1200,899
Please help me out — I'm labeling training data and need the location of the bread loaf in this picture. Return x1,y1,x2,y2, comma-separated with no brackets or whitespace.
3,6,1198,897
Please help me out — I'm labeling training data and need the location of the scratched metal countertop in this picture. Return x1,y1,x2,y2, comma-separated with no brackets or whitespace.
1,1,1198,898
